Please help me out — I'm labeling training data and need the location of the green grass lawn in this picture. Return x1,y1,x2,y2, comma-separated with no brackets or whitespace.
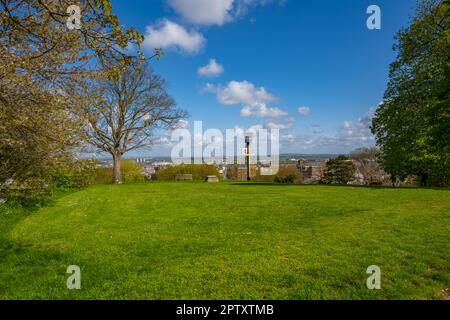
0,182,449,300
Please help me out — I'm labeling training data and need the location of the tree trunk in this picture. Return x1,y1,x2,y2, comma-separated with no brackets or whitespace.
390,176,397,187
420,173,429,187
112,151,122,184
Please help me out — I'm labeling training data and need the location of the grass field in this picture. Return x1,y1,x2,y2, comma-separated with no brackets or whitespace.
0,182,449,300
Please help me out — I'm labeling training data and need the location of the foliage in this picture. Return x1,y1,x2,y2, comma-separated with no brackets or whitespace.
156,164,220,181
1,182,449,299
1,0,145,83
226,164,240,180
0,0,146,198
120,160,147,183
253,171,275,183
0,177,53,209
90,167,115,185
274,166,303,184
0,83,81,198
350,148,389,185
54,159,101,190
254,166,303,184
371,0,450,187
54,173,81,191
54,159,147,186
322,156,356,185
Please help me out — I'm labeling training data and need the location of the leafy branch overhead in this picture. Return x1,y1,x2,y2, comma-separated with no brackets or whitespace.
0,0,165,192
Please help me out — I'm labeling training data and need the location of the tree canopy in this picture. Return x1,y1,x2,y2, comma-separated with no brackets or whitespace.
371,0,450,186
322,155,356,185
0,1,147,197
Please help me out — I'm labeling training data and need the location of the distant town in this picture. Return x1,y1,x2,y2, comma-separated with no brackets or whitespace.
95,154,377,185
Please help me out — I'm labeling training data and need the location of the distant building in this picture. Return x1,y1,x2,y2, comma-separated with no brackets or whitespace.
297,159,327,183
225,164,258,181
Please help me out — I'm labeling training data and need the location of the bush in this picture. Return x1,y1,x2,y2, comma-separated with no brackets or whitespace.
274,166,303,184
156,164,220,181
0,177,53,209
54,173,79,190
254,166,303,184
121,160,146,183
54,159,146,187
226,164,239,180
91,167,114,185
54,159,100,190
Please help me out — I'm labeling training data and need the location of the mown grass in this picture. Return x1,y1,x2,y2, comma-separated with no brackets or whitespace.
0,182,449,299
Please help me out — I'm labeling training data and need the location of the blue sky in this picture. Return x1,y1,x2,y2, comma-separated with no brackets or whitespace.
112,0,416,155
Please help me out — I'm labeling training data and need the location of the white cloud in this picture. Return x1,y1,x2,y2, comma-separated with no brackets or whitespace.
233,124,281,145
168,0,283,26
247,124,265,133
241,103,288,118
233,124,265,137
266,117,295,130
206,80,276,106
204,80,291,121
275,108,378,154
296,109,375,153
168,0,234,26
279,133,315,152
198,59,224,77
142,19,206,54
337,108,375,143
298,106,310,117
281,134,295,142
341,121,352,129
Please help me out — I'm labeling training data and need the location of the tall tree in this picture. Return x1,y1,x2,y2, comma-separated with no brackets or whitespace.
371,0,450,186
0,1,149,196
84,62,187,184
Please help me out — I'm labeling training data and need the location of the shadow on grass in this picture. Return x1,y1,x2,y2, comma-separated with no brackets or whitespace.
0,236,77,299
230,182,302,187
229,182,450,191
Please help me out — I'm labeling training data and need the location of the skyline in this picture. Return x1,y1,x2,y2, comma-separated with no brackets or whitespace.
111,0,417,156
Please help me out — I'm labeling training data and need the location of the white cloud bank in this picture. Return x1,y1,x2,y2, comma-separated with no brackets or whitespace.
143,1,284,56
198,59,224,77
142,19,206,54
204,80,289,119
168,0,284,26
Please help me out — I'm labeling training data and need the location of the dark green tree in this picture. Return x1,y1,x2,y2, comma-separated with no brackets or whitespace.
322,156,356,185
371,0,450,187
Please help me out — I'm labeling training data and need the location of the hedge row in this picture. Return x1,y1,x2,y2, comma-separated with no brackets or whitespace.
156,164,220,181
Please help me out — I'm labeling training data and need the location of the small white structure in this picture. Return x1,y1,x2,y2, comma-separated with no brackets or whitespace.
206,175,219,183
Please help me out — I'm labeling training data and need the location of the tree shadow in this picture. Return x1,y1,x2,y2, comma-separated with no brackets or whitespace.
230,182,302,187
229,182,450,191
